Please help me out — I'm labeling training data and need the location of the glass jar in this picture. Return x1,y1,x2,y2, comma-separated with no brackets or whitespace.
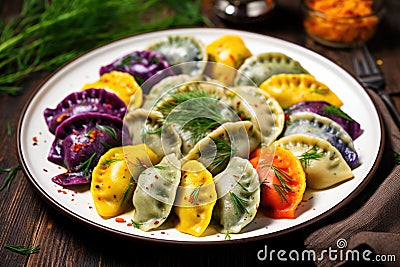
302,0,384,48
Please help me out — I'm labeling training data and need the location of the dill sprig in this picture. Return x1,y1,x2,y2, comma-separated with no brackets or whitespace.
189,184,203,205
77,152,96,177
156,87,214,117
121,177,135,206
131,220,142,229
4,244,40,255
265,164,293,205
7,122,12,136
311,87,329,95
224,231,231,240
0,165,21,192
230,191,249,215
96,125,118,140
0,0,204,93
298,145,323,168
159,87,229,143
207,138,235,172
101,158,122,166
322,105,353,121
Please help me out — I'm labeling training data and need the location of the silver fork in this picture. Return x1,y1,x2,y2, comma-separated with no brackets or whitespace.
352,45,400,127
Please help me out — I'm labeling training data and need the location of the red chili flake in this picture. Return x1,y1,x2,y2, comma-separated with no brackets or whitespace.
72,143,83,152
88,130,98,142
154,175,158,179
71,199,75,202
160,231,166,235
154,220,159,225
285,114,291,121
127,223,132,227
189,195,194,203
115,218,126,223
32,136,38,146
265,226,269,229
56,113,69,123
89,206,93,209
43,169,48,172
229,54,236,62
145,187,149,190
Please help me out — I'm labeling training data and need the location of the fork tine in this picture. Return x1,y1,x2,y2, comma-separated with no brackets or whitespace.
352,48,363,75
362,45,380,74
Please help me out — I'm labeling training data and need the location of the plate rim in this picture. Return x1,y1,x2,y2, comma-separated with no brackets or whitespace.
16,27,385,245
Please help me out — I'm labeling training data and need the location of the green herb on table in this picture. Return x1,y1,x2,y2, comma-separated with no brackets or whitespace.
0,0,204,93
4,244,39,255
395,152,400,165
7,122,12,136
0,165,20,192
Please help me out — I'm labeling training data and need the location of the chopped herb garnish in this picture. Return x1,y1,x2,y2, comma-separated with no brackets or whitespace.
77,152,96,177
224,231,231,240
263,164,294,205
154,165,166,170
273,184,290,205
101,158,122,166
298,145,323,168
206,138,235,172
157,85,231,143
4,244,39,255
189,184,203,204
230,191,249,215
121,177,135,206
322,105,353,121
312,87,329,95
100,142,113,150
0,165,20,192
131,220,142,229
236,181,249,192
96,125,118,140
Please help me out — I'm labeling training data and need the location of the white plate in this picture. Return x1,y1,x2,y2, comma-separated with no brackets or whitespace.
17,28,383,243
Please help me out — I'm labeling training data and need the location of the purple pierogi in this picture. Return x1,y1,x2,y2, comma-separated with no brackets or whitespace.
99,50,171,85
285,101,361,140
44,89,127,134
48,112,125,186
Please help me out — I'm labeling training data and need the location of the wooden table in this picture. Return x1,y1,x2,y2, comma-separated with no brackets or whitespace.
1,0,399,266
